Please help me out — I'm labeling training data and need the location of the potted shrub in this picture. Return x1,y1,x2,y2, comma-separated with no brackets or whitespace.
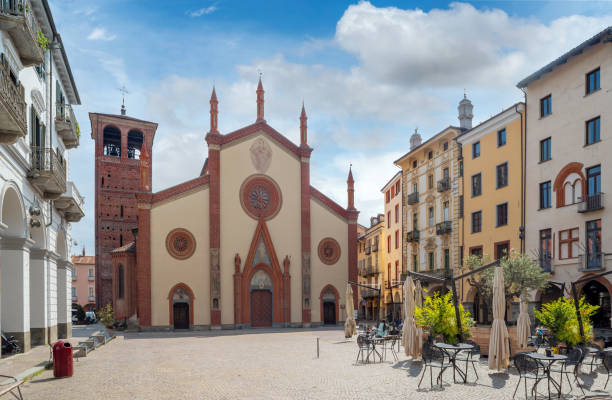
414,291,473,344
98,304,115,330
533,296,598,348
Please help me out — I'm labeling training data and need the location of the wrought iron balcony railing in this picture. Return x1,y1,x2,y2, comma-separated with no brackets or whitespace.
436,220,452,235
28,147,67,199
577,193,604,213
578,252,606,272
0,0,44,66
437,177,451,192
407,192,419,205
55,103,79,148
361,288,379,299
0,61,26,143
406,230,420,242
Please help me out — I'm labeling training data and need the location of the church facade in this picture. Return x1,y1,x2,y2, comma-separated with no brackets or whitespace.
109,80,359,329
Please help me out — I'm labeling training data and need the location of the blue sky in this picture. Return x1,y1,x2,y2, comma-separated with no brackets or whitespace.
49,0,612,255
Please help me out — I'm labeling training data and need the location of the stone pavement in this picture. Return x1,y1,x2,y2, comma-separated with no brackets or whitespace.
17,327,612,399
0,324,100,382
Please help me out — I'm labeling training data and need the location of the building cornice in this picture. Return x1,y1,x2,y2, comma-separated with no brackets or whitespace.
457,103,524,144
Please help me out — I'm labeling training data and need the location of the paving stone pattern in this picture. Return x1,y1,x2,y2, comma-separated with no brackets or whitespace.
20,328,611,399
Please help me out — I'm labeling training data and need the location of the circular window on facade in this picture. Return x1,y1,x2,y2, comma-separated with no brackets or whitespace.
166,228,196,260
240,175,282,220
318,237,341,265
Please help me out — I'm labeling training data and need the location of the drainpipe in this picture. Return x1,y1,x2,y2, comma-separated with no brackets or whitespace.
517,92,526,253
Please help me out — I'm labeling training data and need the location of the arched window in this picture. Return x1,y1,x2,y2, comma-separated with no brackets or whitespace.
118,265,125,299
554,162,585,207
103,126,121,157
127,129,143,159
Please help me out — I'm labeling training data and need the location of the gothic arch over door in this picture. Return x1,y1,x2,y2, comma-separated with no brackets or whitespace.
167,283,195,329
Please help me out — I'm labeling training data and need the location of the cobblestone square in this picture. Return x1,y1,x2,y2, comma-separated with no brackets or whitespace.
21,327,611,399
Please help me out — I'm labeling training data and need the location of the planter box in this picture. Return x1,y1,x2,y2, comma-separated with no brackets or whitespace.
469,325,534,357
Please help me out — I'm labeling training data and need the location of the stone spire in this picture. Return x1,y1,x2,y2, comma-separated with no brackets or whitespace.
210,86,219,134
300,102,307,147
347,165,355,211
256,77,265,122
458,92,474,130
410,128,422,151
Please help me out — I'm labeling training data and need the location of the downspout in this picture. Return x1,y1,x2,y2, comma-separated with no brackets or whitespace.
46,41,55,228
517,92,526,253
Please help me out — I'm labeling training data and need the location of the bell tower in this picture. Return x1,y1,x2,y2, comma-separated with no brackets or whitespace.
89,107,157,309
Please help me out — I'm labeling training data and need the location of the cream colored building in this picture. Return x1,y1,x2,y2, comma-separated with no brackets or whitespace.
381,172,403,320
110,81,360,329
518,27,612,330
357,215,384,321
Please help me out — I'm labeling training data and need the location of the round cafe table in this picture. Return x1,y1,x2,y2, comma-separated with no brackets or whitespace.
434,342,474,383
527,352,567,399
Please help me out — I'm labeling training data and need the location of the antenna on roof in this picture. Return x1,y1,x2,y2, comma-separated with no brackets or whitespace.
119,85,129,115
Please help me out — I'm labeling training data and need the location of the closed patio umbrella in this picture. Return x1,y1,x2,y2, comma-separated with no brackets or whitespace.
414,280,423,358
488,266,510,371
517,295,530,349
403,277,419,358
344,285,356,338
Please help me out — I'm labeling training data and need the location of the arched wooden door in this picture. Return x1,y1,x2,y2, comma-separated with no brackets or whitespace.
323,302,336,325
251,290,272,327
173,303,189,329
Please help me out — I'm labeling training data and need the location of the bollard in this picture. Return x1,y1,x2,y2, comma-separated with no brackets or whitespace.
317,337,319,358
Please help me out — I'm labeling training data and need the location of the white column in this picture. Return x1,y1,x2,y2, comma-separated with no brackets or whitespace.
57,261,72,338
47,254,58,343
0,237,34,352
29,249,49,345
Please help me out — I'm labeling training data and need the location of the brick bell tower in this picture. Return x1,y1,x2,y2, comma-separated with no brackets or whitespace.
89,104,157,309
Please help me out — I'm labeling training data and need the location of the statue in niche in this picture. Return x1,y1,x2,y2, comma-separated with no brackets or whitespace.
283,255,290,274
234,253,241,273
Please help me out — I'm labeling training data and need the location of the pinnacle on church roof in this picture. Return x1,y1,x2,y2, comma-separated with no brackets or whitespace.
347,164,354,184
257,76,264,92
211,86,218,102
300,102,307,119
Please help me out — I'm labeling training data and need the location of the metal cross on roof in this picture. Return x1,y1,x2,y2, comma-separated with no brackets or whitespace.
119,85,129,115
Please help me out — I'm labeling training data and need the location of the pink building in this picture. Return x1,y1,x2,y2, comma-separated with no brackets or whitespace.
71,253,96,311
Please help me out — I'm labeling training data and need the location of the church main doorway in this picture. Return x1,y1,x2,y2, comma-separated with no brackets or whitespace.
173,303,189,329
251,290,272,327
323,302,336,325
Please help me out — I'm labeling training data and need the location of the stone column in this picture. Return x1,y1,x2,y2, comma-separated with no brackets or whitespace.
29,249,49,345
57,260,72,339
1,237,34,352
47,253,58,343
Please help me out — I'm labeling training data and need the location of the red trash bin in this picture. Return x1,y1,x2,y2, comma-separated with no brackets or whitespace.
52,340,73,378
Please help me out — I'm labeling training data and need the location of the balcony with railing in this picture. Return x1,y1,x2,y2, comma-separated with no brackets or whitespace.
0,0,44,66
436,221,452,235
539,252,552,273
55,103,79,148
28,147,66,199
578,252,606,272
361,288,379,299
55,181,84,222
407,192,419,205
406,230,420,242
364,264,380,277
0,61,26,143
365,245,371,255
577,193,604,213
72,295,78,302
88,296,95,302
437,177,451,192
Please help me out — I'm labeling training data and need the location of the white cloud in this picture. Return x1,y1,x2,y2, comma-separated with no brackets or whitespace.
335,1,612,88
87,27,116,41
189,5,218,17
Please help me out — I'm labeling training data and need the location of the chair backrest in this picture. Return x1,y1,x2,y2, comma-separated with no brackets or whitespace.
466,340,481,355
603,352,612,372
565,347,583,366
357,334,368,348
514,353,539,377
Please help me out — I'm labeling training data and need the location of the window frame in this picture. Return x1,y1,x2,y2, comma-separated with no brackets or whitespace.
471,173,482,197
469,245,483,258
585,116,601,145
540,137,551,162
496,202,508,227
497,128,507,147
494,240,510,260
586,67,600,95
471,210,482,233
540,94,552,117
539,181,552,209
496,162,508,189
559,227,579,259
472,141,480,159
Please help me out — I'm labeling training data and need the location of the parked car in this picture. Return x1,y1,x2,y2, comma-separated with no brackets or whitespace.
84,311,96,324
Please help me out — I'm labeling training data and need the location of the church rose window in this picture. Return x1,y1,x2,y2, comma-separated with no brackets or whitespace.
240,175,282,220
318,237,341,265
166,228,196,260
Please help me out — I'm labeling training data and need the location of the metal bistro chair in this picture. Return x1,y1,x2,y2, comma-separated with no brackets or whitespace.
455,340,481,383
418,342,452,389
603,351,612,390
356,334,372,364
584,343,603,373
551,347,585,396
512,353,542,400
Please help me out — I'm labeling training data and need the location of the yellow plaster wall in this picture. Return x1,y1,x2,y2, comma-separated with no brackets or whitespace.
461,110,524,299
219,133,302,324
310,198,349,322
150,187,210,326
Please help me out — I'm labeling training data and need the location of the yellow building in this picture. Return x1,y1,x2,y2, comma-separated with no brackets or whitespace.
381,172,403,320
357,215,385,321
456,103,525,323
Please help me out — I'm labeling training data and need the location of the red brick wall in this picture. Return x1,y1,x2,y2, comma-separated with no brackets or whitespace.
90,113,157,311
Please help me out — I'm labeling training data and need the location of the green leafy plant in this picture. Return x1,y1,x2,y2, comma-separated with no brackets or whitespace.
75,121,80,138
36,30,48,52
98,303,114,327
414,291,473,344
533,296,598,347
